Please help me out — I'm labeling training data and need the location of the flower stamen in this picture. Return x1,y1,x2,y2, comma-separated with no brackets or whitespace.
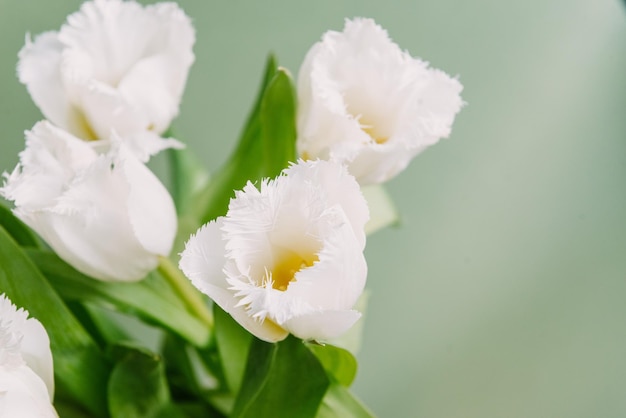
268,251,319,291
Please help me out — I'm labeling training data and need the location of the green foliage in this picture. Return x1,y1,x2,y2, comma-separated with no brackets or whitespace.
0,226,110,417
0,203,41,247
27,249,210,347
167,145,209,216
361,185,400,236
316,384,376,418
195,54,298,224
260,66,297,179
108,343,186,418
232,335,330,418
306,342,358,387
213,304,253,394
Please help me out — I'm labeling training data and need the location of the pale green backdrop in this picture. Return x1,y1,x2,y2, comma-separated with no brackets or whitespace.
1,1,625,417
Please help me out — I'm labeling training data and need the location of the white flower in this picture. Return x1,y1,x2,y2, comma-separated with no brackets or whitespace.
180,160,369,342
297,18,464,185
0,294,57,417
17,0,195,162
0,121,177,282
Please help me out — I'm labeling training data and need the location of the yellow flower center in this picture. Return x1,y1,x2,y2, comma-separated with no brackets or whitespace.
360,123,388,144
76,109,99,141
269,251,319,291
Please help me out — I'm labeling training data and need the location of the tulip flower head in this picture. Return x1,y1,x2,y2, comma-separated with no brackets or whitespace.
180,160,369,342
17,0,195,161
0,294,57,417
0,121,177,282
297,18,464,185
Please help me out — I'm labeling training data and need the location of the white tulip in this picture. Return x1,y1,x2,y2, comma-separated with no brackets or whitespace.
297,18,464,185
17,0,195,162
0,121,177,282
180,160,369,342
0,294,57,417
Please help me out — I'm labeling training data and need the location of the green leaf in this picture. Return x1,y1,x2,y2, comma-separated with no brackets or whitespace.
54,401,94,418
195,54,278,224
167,146,210,215
195,55,298,225
306,343,358,387
27,249,210,347
0,202,40,247
162,335,221,398
0,225,110,417
64,301,128,348
214,304,253,394
316,384,376,418
232,335,330,418
362,184,400,235
260,67,297,178
108,343,187,418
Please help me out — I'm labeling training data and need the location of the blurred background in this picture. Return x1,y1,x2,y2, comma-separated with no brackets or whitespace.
1,0,625,416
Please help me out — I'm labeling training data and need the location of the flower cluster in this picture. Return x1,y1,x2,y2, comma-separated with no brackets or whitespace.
0,1,463,416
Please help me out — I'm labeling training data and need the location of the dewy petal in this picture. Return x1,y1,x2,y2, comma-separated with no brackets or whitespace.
297,17,464,185
179,221,288,343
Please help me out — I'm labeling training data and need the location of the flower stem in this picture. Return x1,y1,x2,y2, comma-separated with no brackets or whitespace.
158,256,213,328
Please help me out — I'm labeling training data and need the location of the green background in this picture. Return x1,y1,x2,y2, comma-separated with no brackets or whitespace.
1,0,625,416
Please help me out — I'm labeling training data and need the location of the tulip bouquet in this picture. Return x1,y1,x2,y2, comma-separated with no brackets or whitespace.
0,1,463,417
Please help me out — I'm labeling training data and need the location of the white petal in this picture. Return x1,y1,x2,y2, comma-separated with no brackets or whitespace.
179,221,228,294
65,76,148,140
123,131,184,164
17,32,75,132
58,0,194,136
181,160,369,342
0,367,58,418
33,156,158,281
284,160,369,247
283,310,362,341
279,206,367,318
179,221,288,342
122,145,177,256
0,121,98,211
19,319,54,400
117,54,182,133
0,294,56,410
60,59,185,159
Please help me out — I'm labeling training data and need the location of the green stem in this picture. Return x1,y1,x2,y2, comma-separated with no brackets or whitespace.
158,256,213,328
